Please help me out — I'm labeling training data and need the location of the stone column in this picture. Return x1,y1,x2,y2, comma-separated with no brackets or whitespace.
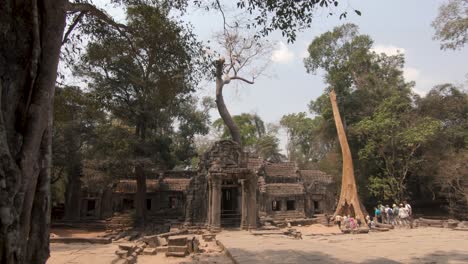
247,176,257,229
207,178,212,227
240,179,248,230
210,174,222,231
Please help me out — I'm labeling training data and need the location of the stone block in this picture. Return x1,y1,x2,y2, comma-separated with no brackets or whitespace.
118,243,136,252
168,235,188,246
142,248,158,255
156,246,168,253
168,246,188,254
202,234,216,242
166,251,188,258
115,249,129,258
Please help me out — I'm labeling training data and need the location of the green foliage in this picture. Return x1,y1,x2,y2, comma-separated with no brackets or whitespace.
280,112,331,166
214,113,265,147
355,94,441,200
301,23,468,209
432,0,468,50
75,5,210,168
213,113,282,160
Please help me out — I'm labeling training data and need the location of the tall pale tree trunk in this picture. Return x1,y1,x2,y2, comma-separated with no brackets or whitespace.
0,1,68,263
215,58,241,145
329,90,368,223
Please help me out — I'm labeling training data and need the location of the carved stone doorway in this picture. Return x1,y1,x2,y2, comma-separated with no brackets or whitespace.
221,186,240,227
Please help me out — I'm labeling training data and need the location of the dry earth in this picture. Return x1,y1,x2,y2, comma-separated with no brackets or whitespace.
48,225,468,264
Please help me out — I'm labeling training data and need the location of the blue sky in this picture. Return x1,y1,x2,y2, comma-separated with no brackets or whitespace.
94,0,468,153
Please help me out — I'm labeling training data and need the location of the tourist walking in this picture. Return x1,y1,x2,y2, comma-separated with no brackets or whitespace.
392,204,400,225
380,204,387,224
334,214,342,229
386,205,395,225
404,200,413,228
398,204,409,226
374,207,382,223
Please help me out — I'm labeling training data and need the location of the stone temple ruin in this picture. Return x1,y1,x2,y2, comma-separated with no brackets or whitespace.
73,140,336,229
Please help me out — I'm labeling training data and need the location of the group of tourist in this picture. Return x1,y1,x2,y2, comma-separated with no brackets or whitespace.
331,201,414,231
332,214,363,230
373,201,413,227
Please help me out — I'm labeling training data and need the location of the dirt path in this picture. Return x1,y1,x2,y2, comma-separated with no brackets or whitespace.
216,226,468,263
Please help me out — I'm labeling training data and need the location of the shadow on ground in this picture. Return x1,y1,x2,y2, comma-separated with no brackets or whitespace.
222,248,468,264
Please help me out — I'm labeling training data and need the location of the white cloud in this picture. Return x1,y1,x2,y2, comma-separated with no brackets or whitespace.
403,67,420,82
371,44,406,56
271,42,294,64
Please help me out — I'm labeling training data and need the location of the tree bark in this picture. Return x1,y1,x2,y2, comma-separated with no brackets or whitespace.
215,58,242,145
0,1,67,263
64,127,82,221
135,164,146,225
329,90,368,223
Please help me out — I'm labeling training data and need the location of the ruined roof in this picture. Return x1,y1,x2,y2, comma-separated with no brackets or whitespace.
114,178,191,194
265,183,305,197
264,162,298,178
247,157,264,173
299,170,333,184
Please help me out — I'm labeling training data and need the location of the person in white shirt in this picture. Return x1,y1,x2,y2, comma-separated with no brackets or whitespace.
398,204,409,226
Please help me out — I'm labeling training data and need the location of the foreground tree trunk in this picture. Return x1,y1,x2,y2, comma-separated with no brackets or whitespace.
330,90,368,223
0,1,67,262
215,58,242,145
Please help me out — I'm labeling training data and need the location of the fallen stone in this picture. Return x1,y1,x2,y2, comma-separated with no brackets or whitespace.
168,246,188,254
142,248,157,255
156,246,168,253
115,249,129,258
50,237,111,244
135,247,143,254
452,227,468,231
168,235,189,246
202,234,216,241
158,229,188,238
119,243,136,251
166,251,188,257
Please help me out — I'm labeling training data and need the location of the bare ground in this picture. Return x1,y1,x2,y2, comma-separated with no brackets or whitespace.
48,225,468,264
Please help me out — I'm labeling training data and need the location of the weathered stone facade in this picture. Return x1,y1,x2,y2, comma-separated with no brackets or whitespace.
73,140,336,228
184,140,257,230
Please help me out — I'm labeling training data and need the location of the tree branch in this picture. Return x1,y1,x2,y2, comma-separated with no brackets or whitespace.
67,2,127,31
230,75,254,84
62,11,86,45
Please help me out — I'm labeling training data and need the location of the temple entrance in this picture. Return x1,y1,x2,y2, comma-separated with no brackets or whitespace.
221,186,240,227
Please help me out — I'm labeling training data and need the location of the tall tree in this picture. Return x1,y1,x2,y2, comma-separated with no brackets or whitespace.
53,86,104,220
432,0,468,50
355,94,441,201
330,90,367,221
75,5,204,223
0,1,354,262
213,25,272,145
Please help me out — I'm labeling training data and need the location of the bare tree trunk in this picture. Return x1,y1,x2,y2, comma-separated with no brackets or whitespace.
215,58,241,145
0,1,67,263
135,164,146,225
329,90,368,223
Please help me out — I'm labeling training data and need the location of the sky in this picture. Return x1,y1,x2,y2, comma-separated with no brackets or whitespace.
94,0,468,153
